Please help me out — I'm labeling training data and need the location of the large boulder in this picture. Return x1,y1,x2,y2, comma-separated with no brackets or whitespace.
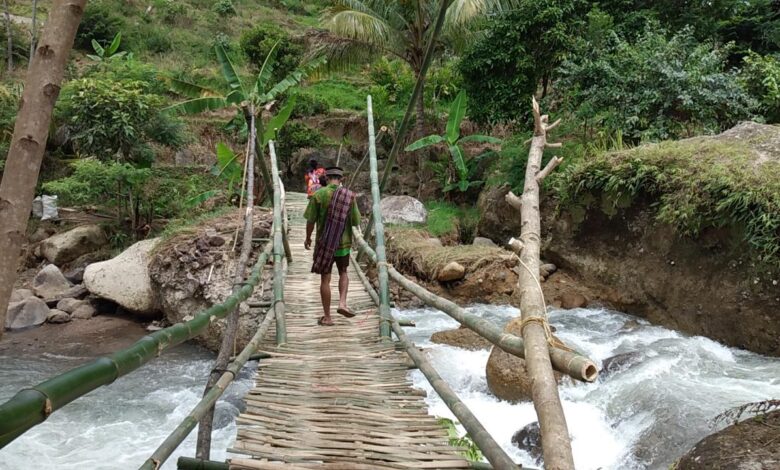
32,264,72,300
40,225,107,265
84,238,160,315
380,196,427,225
5,297,50,329
486,317,563,401
10,289,34,303
676,410,780,470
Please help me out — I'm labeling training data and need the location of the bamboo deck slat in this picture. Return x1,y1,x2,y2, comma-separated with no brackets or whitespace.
229,192,470,469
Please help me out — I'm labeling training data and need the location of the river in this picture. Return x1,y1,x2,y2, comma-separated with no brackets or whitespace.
1,305,779,469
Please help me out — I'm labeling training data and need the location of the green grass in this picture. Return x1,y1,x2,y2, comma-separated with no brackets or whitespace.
306,78,371,112
425,201,480,241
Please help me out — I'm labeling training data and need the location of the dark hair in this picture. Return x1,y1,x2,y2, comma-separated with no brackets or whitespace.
308,158,319,170
318,175,328,186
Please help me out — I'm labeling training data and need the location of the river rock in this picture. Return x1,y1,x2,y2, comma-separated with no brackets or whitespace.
71,303,97,319
472,237,497,247
32,264,72,300
558,291,589,309
380,195,427,224
5,297,49,329
437,262,466,282
84,238,161,315
56,298,84,314
511,421,542,464
47,309,71,324
601,351,642,378
676,410,780,470
10,289,34,303
540,263,557,279
40,224,107,265
431,327,492,350
486,317,563,401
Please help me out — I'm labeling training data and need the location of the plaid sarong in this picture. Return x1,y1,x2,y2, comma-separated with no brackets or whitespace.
311,187,354,274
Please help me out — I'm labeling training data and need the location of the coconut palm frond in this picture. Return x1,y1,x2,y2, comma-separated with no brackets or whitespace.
323,8,402,53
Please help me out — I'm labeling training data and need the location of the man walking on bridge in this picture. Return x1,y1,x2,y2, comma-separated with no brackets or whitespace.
303,167,361,326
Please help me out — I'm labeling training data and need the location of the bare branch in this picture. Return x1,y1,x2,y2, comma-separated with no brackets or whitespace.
532,96,544,136
545,142,563,148
545,118,562,132
536,156,563,182
505,191,523,211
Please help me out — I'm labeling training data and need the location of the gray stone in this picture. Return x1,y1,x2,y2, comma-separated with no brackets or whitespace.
426,238,443,247
437,262,466,282
47,309,71,324
40,225,107,265
511,422,542,464
32,264,72,300
71,304,97,319
10,289,35,303
472,237,497,248
64,266,86,284
56,298,84,314
84,238,161,315
5,297,49,329
43,284,87,306
379,196,427,225
558,291,589,309
539,263,558,279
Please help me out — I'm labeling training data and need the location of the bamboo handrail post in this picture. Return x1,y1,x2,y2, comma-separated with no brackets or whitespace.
268,140,287,345
139,309,275,470
177,457,229,470
365,96,392,339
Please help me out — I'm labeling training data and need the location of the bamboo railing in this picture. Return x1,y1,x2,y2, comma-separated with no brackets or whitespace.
0,241,275,449
268,141,287,346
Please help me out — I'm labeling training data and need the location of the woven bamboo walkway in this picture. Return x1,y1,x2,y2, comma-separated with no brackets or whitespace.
228,192,470,470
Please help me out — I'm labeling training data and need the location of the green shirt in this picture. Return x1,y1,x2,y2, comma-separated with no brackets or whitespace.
304,184,361,256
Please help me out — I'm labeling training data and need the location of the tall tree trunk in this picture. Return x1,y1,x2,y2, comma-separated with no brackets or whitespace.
3,0,12,73
414,71,425,138
515,97,571,469
29,0,38,66
196,107,257,459
0,0,86,340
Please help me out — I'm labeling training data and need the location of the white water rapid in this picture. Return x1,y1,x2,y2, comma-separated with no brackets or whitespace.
1,305,779,469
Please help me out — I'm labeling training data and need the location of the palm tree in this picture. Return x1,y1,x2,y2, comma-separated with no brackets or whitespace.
320,0,508,137
168,44,324,200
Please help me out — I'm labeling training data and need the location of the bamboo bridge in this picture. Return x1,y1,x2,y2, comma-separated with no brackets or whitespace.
0,98,598,470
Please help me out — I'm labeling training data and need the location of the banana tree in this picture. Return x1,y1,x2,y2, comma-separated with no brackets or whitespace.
405,91,501,192
87,32,128,62
168,43,325,201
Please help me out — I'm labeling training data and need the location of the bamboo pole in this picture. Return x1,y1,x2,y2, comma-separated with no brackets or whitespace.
0,242,273,449
363,0,452,240
177,457,229,470
0,0,86,339
250,112,273,204
196,109,258,460
268,140,287,346
351,230,597,383
366,95,392,339
514,97,573,469
346,127,386,189
139,308,275,470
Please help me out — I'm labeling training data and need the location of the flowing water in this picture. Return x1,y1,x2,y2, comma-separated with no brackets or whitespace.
1,306,779,469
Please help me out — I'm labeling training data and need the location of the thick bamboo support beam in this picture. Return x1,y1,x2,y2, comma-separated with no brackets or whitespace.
0,242,274,449
352,231,598,383
268,140,287,346
390,318,519,469
177,457,228,470
139,310,275,470
365,96,392,338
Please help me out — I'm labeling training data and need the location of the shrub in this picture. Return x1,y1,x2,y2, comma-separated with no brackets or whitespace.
557,25,759,141
75,1,125,50
213,0,236,17
56,79,172,163
275,122,325,166
741,51,780,123
368,57,414,105
153,0,189,26
240,24,305,81
286,91,329,118
0,22,31,66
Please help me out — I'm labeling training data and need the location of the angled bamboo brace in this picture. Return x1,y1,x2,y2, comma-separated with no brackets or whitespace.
351,231,598,383
0,241,275,449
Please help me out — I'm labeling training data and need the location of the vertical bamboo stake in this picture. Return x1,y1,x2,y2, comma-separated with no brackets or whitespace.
366,95,392,338
196,109,257,460
516,97,571,469
0,0,86,339
269,140,287,345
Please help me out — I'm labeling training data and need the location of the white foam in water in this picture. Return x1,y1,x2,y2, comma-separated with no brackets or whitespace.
2,306,780,469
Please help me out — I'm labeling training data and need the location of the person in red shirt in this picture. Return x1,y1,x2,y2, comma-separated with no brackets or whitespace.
305,159,326,198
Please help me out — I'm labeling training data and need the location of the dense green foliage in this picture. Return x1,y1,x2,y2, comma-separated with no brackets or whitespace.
554,137,780,271
425,202,480,243
240,24,304,81
558,25,758,141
